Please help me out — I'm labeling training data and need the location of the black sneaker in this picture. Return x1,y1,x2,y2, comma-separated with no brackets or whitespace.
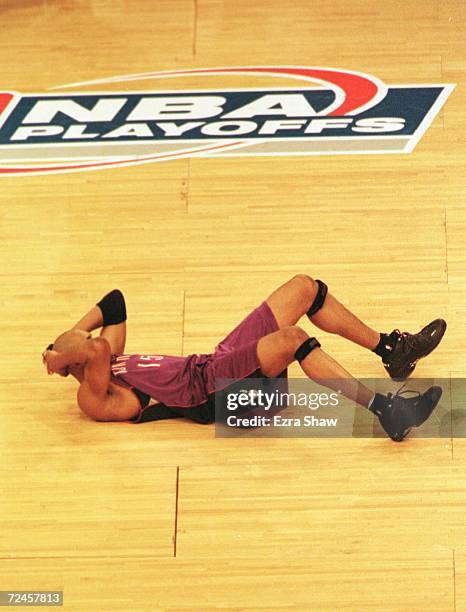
370,385,442,442
382,319,447,380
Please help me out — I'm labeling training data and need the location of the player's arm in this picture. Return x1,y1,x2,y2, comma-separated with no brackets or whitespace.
71,289,127,355
76,337,113,421
44,337,135,422
44,337,112,418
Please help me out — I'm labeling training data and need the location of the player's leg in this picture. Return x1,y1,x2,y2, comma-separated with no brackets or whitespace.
266,274,446,380
266,274,379,349
256,325,373,407
256,326,442,441
302,276,446,379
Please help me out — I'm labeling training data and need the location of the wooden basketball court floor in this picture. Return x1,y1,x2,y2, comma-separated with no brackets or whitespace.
1,1,465,610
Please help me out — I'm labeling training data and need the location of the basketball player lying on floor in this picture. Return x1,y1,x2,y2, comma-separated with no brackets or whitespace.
42,275,446,442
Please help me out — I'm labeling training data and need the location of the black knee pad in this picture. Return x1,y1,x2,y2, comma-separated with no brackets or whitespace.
294,337,321,362
307,279,328,317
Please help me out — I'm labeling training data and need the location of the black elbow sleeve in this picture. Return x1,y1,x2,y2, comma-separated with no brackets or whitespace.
97,289,127,326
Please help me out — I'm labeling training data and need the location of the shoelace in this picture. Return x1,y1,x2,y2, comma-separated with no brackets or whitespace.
390,329,418,352
387,382,421,403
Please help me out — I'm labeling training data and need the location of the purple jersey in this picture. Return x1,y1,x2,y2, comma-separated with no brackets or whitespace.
111,301,283,413
111,352,213,408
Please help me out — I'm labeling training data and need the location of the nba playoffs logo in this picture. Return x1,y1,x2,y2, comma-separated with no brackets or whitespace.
0,67,455,176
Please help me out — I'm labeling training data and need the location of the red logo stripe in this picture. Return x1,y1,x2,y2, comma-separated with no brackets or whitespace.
137,67,382,116
0,93,14,117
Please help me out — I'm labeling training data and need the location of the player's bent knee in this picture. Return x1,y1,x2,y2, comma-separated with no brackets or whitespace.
292,274,319,304
280,325,309,354
292,274,317,291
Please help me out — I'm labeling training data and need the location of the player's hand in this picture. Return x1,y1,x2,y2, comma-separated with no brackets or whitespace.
42,349,64,376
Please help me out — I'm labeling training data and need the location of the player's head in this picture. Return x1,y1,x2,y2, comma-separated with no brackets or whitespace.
53,329,91,353
49,329,92,378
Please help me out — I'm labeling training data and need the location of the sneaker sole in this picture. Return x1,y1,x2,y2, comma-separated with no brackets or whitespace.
392,427,412,442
